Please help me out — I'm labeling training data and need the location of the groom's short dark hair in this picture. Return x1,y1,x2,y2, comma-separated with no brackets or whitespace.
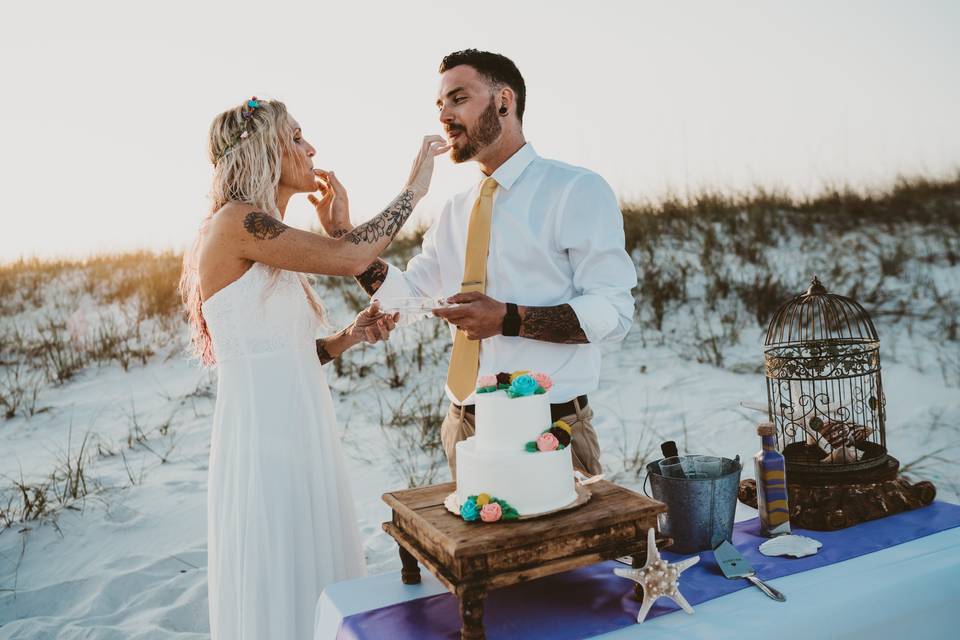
439,49,526,123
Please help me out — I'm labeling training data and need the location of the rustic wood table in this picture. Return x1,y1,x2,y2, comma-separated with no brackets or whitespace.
382,480,667,640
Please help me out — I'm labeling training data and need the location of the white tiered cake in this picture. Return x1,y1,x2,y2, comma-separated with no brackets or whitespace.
455,373,578,519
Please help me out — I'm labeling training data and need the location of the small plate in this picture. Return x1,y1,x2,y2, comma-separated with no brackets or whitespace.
372,296,451,315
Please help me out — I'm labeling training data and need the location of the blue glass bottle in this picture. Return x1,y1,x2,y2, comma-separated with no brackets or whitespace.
754,422,791,536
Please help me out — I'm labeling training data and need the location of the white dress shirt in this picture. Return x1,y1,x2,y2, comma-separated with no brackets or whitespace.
376,143,637,404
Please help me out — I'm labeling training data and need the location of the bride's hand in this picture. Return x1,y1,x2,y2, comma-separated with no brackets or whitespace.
349,301,399,345
405,135,451,199
308,169,351,237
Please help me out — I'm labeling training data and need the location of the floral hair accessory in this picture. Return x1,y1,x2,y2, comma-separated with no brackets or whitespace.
215,96,263,164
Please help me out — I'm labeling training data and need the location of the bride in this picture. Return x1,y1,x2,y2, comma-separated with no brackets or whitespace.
179,97,448,639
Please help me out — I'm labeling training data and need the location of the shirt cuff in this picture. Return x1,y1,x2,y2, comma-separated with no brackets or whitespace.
375,263,412,299
566,294,620,344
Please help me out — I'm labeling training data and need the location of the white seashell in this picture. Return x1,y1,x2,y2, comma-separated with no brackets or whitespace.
443,492,460,515
759,534,822,558
822,445,862,464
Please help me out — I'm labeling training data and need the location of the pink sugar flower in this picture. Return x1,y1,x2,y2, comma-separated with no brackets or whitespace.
532,372,553,391
477,375,498,389
480,502,502,522
537,432,559,452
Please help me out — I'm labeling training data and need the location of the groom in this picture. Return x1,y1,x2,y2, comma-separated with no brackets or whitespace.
323,49,636,476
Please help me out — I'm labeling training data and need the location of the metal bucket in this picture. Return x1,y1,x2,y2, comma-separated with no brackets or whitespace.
644,456,742,554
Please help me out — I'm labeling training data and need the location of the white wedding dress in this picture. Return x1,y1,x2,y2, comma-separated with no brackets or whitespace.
202,262,366,640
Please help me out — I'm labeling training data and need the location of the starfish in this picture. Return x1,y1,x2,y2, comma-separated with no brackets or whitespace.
614,527,700,623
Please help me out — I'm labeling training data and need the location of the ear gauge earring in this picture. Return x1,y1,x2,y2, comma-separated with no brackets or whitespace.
499,106,508,116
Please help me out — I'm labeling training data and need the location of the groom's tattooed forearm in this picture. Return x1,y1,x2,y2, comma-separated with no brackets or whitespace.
518,304,589,344
315,338,335,365
243,211,288,240
355,259,389,295
343,190,415,245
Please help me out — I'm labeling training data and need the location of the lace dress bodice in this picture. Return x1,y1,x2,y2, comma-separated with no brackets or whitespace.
201,262,319,363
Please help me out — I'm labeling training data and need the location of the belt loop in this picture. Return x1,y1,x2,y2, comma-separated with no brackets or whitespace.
458,403,466,423
572,396,583,420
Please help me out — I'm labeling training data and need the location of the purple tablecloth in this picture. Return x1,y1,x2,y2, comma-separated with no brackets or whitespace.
337,501,960,639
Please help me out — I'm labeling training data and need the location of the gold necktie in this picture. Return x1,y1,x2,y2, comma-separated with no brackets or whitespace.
446,177,498,402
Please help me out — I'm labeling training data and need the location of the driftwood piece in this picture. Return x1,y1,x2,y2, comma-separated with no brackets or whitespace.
738,476,936,531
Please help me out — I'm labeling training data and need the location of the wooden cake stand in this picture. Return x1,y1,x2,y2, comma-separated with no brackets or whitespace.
382,480,667,639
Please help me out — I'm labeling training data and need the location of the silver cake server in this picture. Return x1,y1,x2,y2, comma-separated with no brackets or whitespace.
714,540,786,602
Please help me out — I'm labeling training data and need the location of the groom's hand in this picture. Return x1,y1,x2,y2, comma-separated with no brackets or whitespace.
432,292,507,340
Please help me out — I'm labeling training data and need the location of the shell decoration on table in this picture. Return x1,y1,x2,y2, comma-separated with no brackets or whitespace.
758,534,823,558
613,527,700,624
822,445,863,464
819,421,875,449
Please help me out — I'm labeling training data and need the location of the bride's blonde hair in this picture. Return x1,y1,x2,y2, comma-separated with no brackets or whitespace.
180,97,325,366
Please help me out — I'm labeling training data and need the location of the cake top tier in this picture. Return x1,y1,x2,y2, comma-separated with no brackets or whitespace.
476,370,553,398
473,389,553,452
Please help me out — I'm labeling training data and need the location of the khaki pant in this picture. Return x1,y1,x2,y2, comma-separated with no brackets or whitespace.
441,398,602,479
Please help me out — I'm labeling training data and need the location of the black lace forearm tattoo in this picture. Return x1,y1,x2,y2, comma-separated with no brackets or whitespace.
316,338,335,365
343,190,415,245
243,212,288,240
518,304,589,344
355,259,389,295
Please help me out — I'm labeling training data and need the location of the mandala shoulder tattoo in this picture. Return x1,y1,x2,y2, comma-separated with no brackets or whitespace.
243,211,289,240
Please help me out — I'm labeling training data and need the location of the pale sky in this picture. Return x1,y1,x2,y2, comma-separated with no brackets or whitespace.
2,0,958,262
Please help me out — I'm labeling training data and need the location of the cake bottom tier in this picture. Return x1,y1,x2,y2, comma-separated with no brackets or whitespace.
455,437,577,516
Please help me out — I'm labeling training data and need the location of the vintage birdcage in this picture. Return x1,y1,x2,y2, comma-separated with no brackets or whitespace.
752,276,935,530
764,276,889,477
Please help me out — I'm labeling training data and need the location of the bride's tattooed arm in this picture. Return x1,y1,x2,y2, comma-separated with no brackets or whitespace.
517,304,589,344
320,190,413,295
235,189,417,277
319,228,390,296
342,190,415,245
314,327,354,365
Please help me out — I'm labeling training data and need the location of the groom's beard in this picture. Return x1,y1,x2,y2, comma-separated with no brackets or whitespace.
450,99,502,163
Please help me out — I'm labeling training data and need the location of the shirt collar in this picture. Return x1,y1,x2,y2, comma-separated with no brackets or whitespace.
484,142,537,191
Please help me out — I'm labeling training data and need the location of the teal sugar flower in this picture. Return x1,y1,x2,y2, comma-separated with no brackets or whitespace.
461,497,481,521
507,374,540,398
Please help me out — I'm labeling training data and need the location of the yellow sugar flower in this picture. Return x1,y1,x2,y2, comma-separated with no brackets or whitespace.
552,420,572,435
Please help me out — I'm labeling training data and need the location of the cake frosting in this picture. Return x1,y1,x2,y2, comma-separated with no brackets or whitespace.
455,372,578,520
